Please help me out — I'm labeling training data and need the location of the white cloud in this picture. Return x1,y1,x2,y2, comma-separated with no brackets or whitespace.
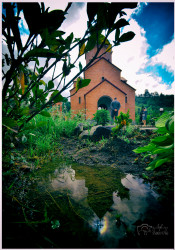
133,73,175,95
150,39,175,73
112,19,149,92
111,14,174,96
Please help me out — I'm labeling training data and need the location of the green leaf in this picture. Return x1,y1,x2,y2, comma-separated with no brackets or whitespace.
155,112,171,128
146,158,157,171
39,111,51,117
2,117,17,128
24,48,60,59
19,3,41,34
62,61,70,77
113,18,129,30
85,33,97,52
79,43,85,56
168,116,174,133
151,135,168,143
133,143,156,153
157,126,169,134
97,3,109,29
155,158,170,168
79,62,83,72
87,3,98,24
119,31,135,42
65,32,74,49
37,67,44,74
39,80,46,86
152,146,174,155
42,10,65,33
142,173,149,180
76,78,91,91
51,90,67,103
48,80,54,90
51,220,60,229
151,135,173,146
115,28,120,42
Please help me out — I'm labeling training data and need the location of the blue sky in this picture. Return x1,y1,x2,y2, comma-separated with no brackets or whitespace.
112,2,174,95
132,2,174,57
128,2,174,93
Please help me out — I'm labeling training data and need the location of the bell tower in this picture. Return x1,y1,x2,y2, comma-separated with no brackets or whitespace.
85,44,112,65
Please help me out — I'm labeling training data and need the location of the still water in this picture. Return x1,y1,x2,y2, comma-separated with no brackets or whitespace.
23,160,173,248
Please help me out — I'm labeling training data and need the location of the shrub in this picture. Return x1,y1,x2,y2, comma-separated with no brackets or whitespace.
133,111,174,171
112,110,132,136
93,109,110,126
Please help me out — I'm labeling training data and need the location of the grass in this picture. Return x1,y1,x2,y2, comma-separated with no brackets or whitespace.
20,107,86,159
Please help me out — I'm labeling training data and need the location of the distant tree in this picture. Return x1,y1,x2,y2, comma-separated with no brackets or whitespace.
144,89,151,97
153,91,159,97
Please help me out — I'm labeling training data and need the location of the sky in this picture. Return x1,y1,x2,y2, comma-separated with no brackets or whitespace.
2,1,175,97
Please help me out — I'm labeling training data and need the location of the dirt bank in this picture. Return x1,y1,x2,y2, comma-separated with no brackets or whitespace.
60,137,147,176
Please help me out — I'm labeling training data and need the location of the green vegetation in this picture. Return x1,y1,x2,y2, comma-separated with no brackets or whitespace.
93,109,111,126
112,110,132,136
133,111,174,170
135,91,174,125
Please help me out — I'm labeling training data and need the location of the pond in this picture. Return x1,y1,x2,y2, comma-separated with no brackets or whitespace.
3,159,174,248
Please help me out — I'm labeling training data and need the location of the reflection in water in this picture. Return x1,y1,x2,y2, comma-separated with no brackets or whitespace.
34,162,167,248
72,164,130,219
48,164,130,220
100,216,108,234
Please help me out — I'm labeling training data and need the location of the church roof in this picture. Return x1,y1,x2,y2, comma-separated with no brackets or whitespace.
86,57,136,91
84,78,127,97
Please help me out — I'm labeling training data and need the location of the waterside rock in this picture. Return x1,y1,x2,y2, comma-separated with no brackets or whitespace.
79,125,115,141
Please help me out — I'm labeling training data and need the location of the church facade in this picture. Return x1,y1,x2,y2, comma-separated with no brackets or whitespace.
70,45,135,121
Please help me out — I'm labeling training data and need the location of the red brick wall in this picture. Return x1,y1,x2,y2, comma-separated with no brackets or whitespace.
85,45,112,64
70,50,135,121
85,81,126,119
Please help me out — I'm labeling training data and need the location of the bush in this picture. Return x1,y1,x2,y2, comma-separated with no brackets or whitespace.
93,109,111,126
112,110,132,136
133,111,174,171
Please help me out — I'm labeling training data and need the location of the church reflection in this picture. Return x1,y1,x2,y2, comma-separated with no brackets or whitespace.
71,164,130,219
49,163,130,233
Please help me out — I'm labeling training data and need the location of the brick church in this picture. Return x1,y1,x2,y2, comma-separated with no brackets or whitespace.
70,45,135,121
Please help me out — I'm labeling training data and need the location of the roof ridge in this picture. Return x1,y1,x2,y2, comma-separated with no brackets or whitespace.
84,78,127,96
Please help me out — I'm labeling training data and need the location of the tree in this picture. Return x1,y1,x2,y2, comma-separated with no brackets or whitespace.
2,2,137,145
144,89,151,98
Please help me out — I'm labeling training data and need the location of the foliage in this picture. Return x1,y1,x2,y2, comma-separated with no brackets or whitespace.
2,2,137,145
24,108,86,156
112,110,132,136
51,220,60,229
135,94,174,125
93,109,111,126
133,112,174,171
